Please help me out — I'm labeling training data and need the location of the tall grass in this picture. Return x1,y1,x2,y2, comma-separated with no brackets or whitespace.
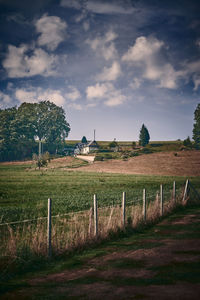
0,184,193,265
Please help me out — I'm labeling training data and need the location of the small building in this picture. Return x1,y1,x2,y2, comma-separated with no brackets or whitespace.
81,140,99,154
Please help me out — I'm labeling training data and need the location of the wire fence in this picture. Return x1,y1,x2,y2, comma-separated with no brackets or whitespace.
0,179,199,264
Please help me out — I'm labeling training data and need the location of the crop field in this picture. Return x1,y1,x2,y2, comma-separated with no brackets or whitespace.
0,161,199,224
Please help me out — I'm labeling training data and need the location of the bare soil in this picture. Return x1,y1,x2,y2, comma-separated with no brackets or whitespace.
1,150,200,176
69,150,200,176
1,208,200,299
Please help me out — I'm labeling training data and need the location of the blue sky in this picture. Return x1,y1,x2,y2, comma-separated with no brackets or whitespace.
0,0,200,141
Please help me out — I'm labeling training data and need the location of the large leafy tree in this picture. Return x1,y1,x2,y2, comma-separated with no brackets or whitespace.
193,103,200,149
33,101,70,153
0,107,17,161
139,124,150,147
0,101,70,161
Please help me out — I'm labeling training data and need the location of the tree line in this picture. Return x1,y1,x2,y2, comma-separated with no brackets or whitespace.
0,101,70,162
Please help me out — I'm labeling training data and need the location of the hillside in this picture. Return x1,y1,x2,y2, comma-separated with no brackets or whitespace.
70,151,200,176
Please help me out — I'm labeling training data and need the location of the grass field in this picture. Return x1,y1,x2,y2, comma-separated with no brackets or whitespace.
0,163,197,223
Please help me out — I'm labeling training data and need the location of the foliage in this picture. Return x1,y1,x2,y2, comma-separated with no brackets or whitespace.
183,136,193,148
193,104,200,149
130,151,139,157
32,152,50,169
81,136,87,144
109,141,118,148
139,124,150,147
0,101,70,161
139,147,153,154
95,155,104,161
132,141,136,149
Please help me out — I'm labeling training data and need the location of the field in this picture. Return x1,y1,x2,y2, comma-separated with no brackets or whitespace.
0,154,199,223
0,146,200,298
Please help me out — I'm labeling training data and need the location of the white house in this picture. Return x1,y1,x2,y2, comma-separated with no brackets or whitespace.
81,140,99,154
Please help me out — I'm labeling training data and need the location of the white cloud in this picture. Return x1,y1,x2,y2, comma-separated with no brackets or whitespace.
60,0,135,15
86,82,110,99
15,89,37,103
83,21,90,31
15,88,65,106
86,0,135,15
65,86,81,101
86,82,126,107
14,87,84,109
104,90,126,107
35,14,67,51
60,0,83,10
86,30,118,60
193,75,200,91
196,39,200,49
122,36,164,62
130,77,142,89
122,36,179,89
3,44,58,78
69,103,83,110
0,91,12,108
96,61,121,81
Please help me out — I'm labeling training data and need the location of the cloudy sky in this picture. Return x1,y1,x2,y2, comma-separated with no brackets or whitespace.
0,0,200,141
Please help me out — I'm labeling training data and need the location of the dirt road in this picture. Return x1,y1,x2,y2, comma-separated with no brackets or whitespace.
2,206,200,299
76,155,95,163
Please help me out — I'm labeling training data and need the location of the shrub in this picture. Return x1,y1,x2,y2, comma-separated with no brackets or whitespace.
32,153,49,169
139,148,153,154
94,155,104,161
130,151,139,157
122,154,129,161
104,153,113,160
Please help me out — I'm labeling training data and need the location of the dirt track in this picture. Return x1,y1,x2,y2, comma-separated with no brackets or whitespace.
2,207,200,299
70,151,200,176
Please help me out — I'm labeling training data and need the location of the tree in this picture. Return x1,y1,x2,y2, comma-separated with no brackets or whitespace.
81,136,87,144
139,124,150,147
193,104,200,149
109,140,118,148
0,107,17,161
183,136,192,148
0,101,70,161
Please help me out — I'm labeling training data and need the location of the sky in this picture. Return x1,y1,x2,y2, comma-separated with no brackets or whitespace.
0,0,200,141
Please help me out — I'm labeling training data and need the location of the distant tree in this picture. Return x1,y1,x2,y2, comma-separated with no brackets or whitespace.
109,140,118,149
81,136,87,144
183,136,192,148
193,104,200,149
139,124,150,147
132,141,136,149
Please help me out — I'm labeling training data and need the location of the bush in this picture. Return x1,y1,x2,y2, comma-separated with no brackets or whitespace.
122,154,129,161
104,153,113,159
139,148,153,154
130,151,139,157
109,141,118,148
94,155,104,161
32,153,49,169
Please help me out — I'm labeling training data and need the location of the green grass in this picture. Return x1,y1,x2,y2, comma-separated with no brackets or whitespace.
0,163,198,223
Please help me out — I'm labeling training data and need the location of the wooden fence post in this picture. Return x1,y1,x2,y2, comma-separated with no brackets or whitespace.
183,179,189,203
94,194,98,237
173,181,176,202
143,189,146,222
160,185,163,216
122,192,126,227
47,198,52,258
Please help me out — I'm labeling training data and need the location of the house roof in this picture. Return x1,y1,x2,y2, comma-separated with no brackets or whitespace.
87,140,99,147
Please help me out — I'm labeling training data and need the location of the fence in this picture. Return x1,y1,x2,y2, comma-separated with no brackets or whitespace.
0,179,199,261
